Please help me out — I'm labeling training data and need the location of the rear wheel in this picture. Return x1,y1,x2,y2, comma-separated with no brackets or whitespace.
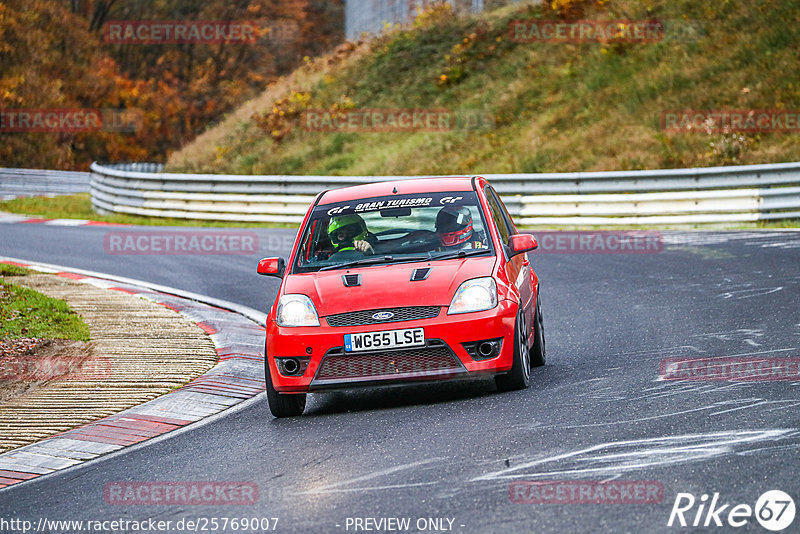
265,358,306,417
495,306,530,392
530,295,546,367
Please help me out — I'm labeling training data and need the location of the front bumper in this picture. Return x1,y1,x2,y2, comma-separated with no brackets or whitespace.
266,300,518,393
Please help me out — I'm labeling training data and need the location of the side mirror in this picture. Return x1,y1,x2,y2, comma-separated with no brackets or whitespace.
257,257,286,278
508,234,538,257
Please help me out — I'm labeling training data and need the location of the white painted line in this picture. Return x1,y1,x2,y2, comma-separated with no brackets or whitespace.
43,219,91,226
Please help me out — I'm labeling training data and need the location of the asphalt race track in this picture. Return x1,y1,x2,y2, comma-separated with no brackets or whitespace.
1,223,799,533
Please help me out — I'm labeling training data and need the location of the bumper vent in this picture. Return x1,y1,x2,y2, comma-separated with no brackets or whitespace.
325,306,441,327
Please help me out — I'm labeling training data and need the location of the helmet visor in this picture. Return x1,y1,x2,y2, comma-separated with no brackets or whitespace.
330,222,364,245
439,224,473,247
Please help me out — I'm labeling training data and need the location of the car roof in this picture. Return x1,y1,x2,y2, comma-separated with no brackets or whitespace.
317,177,478,205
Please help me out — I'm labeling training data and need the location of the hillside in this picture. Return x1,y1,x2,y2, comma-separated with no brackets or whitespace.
168,0,800,176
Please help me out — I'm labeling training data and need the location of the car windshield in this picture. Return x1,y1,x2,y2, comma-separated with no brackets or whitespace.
292,191,494,273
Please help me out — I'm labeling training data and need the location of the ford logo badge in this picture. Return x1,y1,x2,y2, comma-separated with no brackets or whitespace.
372,311,394,321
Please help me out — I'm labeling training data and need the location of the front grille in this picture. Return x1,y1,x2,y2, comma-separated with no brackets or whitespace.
325,306,441,327
315,342,462,381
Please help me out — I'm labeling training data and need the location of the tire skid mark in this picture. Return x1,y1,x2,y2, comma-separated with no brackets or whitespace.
293,457,446,496
469,429,796,482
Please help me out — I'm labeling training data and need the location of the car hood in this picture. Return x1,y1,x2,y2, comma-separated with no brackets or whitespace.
283,256,496,317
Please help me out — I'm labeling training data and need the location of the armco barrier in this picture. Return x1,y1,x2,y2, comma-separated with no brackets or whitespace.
88,162,800,225
0,168,91,199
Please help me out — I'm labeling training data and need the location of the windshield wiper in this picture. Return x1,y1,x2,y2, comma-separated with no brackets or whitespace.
319,255,429,271
430,249,492,261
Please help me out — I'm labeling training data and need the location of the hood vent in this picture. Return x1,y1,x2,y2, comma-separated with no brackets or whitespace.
342,273,361,287
410,268,431,281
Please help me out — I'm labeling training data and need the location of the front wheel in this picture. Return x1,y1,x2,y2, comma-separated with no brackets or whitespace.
495,306,530,392
265,359,306,417
530,295,546,367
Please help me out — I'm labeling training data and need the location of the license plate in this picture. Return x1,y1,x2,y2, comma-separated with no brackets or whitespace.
344,328,425,352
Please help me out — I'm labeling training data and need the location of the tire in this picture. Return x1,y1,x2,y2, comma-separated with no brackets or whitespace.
495,305,531,392
530,295,546,367
265,358,306,417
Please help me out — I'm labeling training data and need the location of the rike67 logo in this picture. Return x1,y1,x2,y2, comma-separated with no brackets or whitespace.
668,490,795,531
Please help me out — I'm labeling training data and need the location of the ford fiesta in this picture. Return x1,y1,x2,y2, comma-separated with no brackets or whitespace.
257,177,545,417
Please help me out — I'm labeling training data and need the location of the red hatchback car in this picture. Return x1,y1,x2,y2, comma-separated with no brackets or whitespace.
257,177,545,417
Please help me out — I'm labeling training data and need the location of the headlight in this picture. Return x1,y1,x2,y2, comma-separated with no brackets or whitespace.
447,277,497,315
276,294,320,327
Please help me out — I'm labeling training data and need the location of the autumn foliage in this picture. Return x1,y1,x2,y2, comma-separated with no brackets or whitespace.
0,0,343,170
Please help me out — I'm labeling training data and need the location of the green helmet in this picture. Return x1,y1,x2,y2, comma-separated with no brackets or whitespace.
327,214,368,250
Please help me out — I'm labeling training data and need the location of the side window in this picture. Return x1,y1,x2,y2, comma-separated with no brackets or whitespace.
492,187,518,236
297,218,332,267
484,186,511,244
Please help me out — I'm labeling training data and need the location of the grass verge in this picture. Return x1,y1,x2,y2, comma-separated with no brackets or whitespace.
0,264,32,276
0,271,90,341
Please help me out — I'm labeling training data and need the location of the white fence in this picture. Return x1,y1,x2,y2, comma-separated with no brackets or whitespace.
89,162,800,226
